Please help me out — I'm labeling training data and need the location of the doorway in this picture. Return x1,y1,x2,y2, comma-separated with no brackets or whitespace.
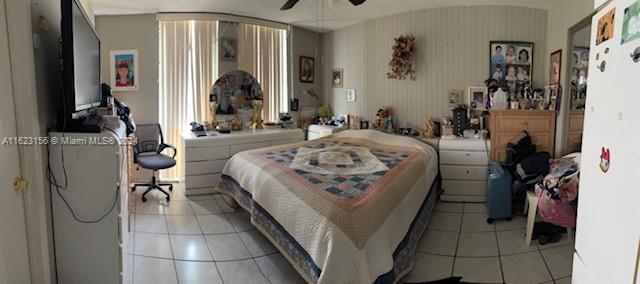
0,0,33,282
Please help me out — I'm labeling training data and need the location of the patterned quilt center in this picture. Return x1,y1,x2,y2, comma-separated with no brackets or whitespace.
261,141,412,199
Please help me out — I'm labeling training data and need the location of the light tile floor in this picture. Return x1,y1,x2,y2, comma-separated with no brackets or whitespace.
127,184,574,284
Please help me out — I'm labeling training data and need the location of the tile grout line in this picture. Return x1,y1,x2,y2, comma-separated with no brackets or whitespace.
537,246,555,283
231,207,272,283
450,202,465,278
188,193,227,284
161,198,180,284
131,251,281,263
494,221,506,283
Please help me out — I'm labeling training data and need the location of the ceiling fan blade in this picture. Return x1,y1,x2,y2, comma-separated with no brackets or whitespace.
281,0,300,10
348,0,366,6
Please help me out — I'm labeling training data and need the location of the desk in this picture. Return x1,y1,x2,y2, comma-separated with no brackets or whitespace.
181,128,304,195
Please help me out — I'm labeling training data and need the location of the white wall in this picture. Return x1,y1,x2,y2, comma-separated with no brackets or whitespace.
291,26,323,120
322,6,548,129
95,16,323,125
545,0,593,155
96,14,159,124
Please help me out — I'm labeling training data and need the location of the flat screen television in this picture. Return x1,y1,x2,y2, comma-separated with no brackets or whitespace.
60,0,101,121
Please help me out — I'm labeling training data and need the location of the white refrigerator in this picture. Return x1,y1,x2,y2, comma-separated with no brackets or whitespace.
573,0,640,283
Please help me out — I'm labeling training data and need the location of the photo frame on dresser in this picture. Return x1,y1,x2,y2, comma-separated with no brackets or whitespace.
490,41,533,93
468,87,488,111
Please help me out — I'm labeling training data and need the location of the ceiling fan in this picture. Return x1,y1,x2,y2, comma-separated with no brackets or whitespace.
281,0,367,10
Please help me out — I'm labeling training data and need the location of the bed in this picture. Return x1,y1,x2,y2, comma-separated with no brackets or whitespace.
216,130,439,283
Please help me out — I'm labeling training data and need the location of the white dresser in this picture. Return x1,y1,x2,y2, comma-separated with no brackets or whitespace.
439,137,491,202
49,119,129,284
181,128,304,195
307,124,347,140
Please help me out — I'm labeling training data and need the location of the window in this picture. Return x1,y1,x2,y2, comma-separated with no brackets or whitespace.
158,18,290,180
159,20,218,179
238,23,290,122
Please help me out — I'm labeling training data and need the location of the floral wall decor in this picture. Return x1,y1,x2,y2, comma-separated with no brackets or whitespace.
386,35,416,80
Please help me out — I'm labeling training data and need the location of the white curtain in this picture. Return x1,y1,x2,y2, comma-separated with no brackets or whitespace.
238,24,289,122
159,20,218,179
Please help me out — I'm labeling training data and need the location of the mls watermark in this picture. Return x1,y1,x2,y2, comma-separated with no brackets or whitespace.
2,136,137,146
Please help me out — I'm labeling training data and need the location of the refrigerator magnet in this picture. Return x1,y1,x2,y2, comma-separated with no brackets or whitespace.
600,147,611,173
622,1,640,45
597,8,616,46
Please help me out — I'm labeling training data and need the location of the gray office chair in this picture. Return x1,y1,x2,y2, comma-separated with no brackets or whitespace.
132,124,176,202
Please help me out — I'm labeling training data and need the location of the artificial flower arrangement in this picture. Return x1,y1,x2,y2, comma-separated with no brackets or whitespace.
386,35,416,81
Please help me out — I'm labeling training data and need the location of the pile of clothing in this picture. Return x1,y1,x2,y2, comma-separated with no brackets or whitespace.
511,152,581,245
534,154,580,228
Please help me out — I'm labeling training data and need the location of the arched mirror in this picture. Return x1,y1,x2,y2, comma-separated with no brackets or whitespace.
209,70,263,116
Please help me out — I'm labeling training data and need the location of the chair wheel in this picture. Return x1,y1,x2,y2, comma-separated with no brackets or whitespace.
141,196,147,202
486,218,494,224
169,185,173,191
506,217,512,222
166,196,171,202
131,186,137,192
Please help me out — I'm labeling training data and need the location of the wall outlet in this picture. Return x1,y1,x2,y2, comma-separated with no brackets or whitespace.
345,89,356,102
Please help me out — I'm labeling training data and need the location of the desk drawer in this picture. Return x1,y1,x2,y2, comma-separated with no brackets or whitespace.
185,146,229,162
440,150,488,166
230,142,270,155
185,173,221,189
270,139,301,147
499,117,553,133
185,160,227,175
441,165,487,180
442,180,486,196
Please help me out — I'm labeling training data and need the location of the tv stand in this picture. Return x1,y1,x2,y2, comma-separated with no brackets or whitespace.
64,116,106,133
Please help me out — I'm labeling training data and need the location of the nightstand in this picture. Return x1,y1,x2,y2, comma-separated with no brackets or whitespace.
307,124,347,140
439,137,491,202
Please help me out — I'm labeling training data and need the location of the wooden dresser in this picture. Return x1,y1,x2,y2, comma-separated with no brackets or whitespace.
488,110,556,162
566,110,584,154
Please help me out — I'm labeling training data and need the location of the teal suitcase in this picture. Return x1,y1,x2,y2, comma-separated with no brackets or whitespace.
486,163,512,223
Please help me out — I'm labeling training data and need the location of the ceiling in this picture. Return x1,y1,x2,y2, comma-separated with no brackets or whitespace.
90,0,557,32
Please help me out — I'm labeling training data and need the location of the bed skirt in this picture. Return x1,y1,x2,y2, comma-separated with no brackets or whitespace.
217,174,440,284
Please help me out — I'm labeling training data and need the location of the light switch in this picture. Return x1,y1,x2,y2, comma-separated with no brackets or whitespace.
345,89,356,102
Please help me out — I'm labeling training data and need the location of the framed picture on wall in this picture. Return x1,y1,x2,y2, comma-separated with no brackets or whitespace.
300,56,315,83
549,49,562,85
220,38,237,61
332,68,344,88
110,49,139,91
468,87,488,111
489,41,533,93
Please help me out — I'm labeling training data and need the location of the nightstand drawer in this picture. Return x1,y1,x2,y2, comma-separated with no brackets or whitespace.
440,150,488,166
440,165,487,180
442,180,486,195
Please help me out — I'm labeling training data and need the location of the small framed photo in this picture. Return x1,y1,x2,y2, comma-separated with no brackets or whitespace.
549,49,562,85
110,49,139,91
332,68,344,88
468,87,488,110
448,90,463,105
299,56,315,83
220,38,237,61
